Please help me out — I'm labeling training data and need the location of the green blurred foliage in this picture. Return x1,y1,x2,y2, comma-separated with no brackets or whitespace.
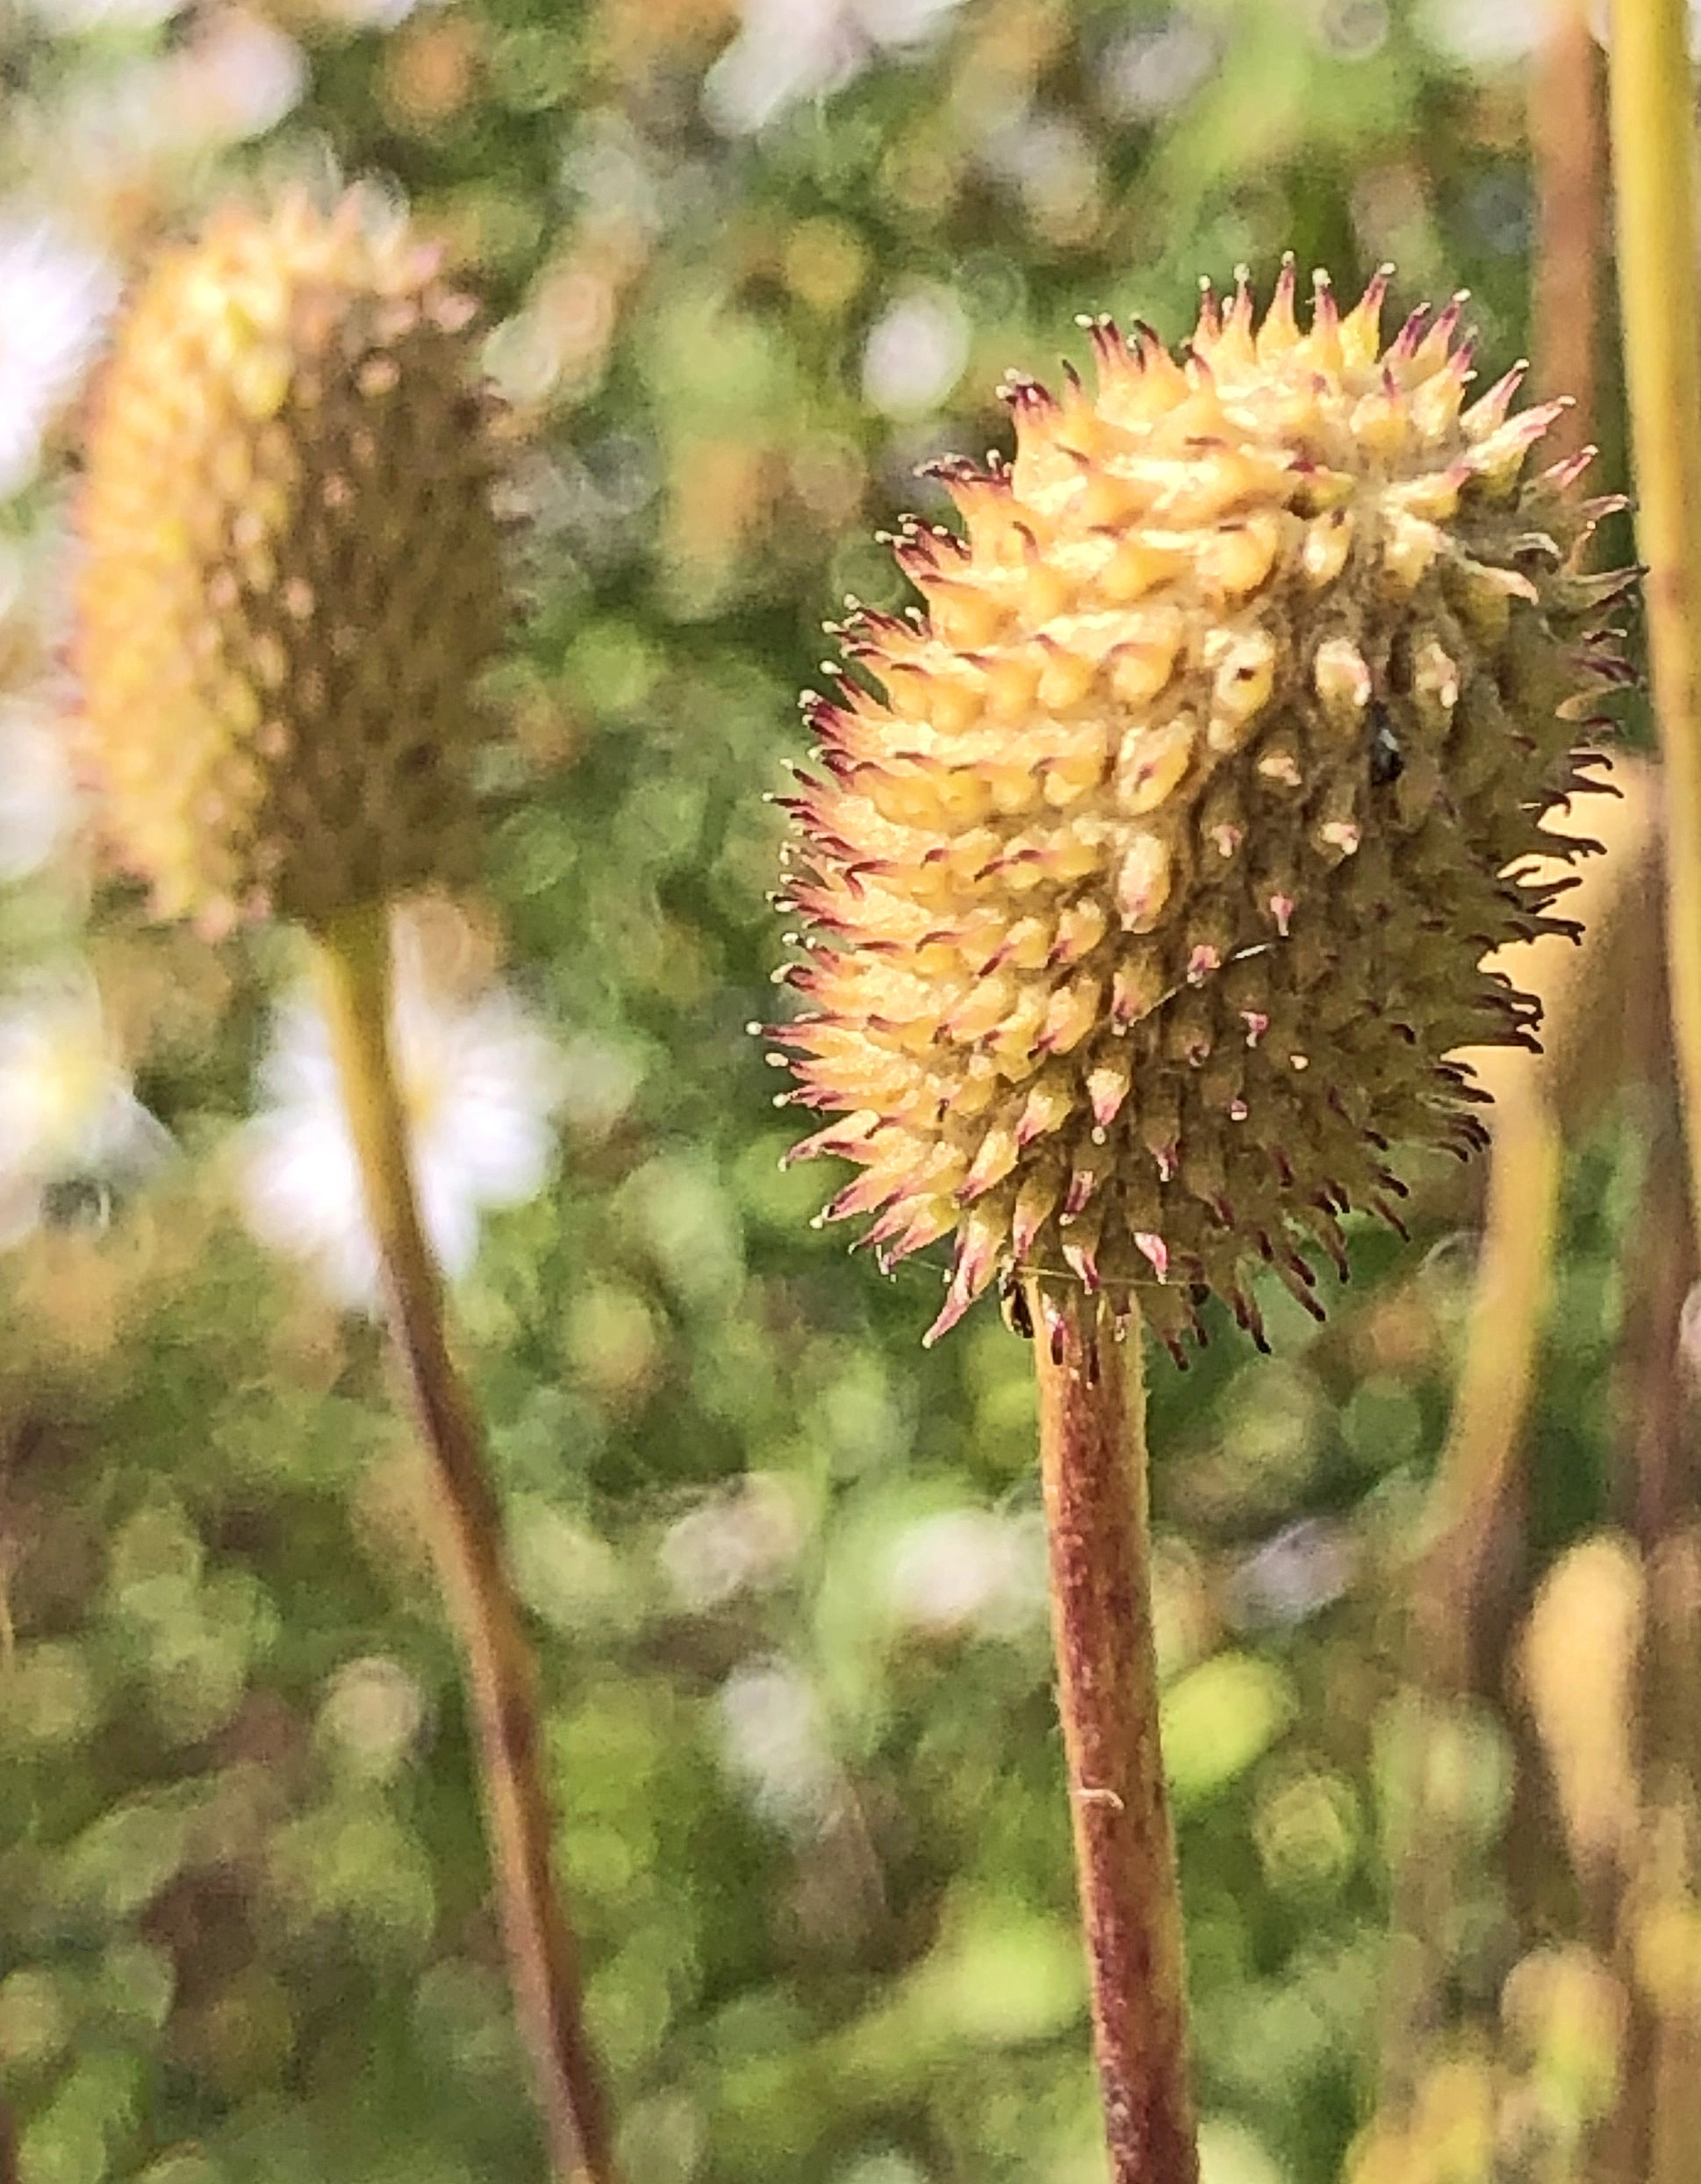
0,2,1663,2181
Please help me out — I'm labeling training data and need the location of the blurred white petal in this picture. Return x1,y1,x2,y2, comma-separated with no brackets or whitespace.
705,0,964,133
167,12,308,145
1419,0,1683,64
884,1508,1047,1639
239,924,567,1310
716,1658,839,1831
318,1657,427,1781
241,1106,376,1306
659,1478,804,1612
1420,0,1545,64
0,964,169,1244
0,217,119,501
0,1174,46,1251
0,698,78,882
861,289,971,419
1101,13,1217,118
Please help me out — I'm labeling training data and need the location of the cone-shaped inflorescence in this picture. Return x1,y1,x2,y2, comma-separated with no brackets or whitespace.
772,262,1631,1355
75,190,506,933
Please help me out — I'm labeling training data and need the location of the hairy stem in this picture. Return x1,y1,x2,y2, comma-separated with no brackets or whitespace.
1028,1283,1198,2184
1608,0,1701,1238
313,904,617,2184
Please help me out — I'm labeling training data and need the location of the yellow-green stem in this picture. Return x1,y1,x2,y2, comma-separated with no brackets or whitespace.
1379,1104,1564,2100
1608,0,1701,1240
1416,1099,1563,1693
312,904,617,2184
1029,1284,1198,2184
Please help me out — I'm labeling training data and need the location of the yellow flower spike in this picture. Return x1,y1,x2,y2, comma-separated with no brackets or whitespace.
75,190,506,934
79,193,622,2184
775,261,1632,1356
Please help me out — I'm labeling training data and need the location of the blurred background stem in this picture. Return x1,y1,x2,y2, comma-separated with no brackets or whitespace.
1532,0,1604,451
1608,0,1701,1237
1377,1113,1562,2105
312,906,618,2184
1028,1285,1197,2184
1415,1102,1564,1696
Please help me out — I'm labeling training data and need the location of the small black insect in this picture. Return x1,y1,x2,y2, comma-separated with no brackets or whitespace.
1367,703,1405,789
998,1268,1035,1340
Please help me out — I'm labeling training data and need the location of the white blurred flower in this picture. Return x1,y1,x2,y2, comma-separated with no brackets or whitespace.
239,929,567,1310
705,0,964,134
978,111,1103,238
14,75,173,258
0,965,170,1245
23,17,305,257
165,11,307,144
318,1656,427,1782
1100,12,1217,118
660,1476,804,1612
1421,0,1687,66
0,514,76,699
884,1507,1046,1640
1224,1519,1358,1632
716,1658,839,1831
0,217,119,502
1583,0,1701,50
0,697,79,883
861,287,972,419
1420,0,1545,65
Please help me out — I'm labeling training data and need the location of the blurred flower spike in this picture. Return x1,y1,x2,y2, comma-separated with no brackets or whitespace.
73,186,507,936
239,912,567,1310
772,260,1633,1354
0,963,171,1245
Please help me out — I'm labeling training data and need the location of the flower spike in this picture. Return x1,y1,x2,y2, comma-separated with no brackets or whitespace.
776,260,1629,1350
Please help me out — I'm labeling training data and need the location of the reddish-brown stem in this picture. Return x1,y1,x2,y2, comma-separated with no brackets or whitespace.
1029,1283,1198,2184
315,906,618,2184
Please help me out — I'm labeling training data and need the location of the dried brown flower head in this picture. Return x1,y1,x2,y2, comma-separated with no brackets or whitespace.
772,262,1630,1352
75,190,506,934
